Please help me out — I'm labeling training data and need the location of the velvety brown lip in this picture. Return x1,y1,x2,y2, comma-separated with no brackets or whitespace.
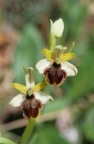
21,95,42,119
44,62,67,85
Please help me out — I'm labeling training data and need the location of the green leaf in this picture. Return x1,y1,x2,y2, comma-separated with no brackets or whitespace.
28,134,38,144
42,97,70,113
33,124,69,144
0,137,17,144
82,107,94,141
67,49,94,102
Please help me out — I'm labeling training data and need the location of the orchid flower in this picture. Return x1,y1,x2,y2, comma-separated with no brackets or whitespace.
36,18,77,86
9,67,53,119
36,46,78,86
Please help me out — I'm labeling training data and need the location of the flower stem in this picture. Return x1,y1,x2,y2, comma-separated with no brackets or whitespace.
50,31,56,52
18,118,35,144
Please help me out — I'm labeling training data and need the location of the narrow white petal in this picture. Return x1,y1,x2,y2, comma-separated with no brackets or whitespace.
50,19,54,34
35,91,53,104
61,62,78,76
53,18,64,37
24,67,35,88
9,94,25,107
36,59,51,74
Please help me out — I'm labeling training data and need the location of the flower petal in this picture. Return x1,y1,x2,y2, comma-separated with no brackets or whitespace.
50,19,54,34
9,94,25,107
24,67,35,88
60,53,76,63
36,59,51,74
42,48,55,61
53,18,64,37
35,91,53,104
12,83,27,94
61,62,78,76
32,82,47,93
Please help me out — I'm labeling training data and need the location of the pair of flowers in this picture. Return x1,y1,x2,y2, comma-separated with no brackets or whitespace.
10,18,78,119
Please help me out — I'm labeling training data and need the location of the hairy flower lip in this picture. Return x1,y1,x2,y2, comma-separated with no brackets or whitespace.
21,95,43,119
44,62,67,85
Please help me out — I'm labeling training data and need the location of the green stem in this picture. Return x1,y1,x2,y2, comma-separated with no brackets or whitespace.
18,118,35,144
50,32,56,52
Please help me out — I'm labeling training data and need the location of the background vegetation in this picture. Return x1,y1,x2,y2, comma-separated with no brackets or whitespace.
0,0,94,144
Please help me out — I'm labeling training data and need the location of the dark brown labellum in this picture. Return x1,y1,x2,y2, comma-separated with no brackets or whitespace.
21,95,43,119
44,62,67,85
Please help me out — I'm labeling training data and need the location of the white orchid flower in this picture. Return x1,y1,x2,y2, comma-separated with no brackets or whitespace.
9,67,53,119
36,46,78,86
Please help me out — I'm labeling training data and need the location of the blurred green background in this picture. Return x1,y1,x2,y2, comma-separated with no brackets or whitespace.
0,0,94,144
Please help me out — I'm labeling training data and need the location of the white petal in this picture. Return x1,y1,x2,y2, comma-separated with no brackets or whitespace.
53,18,64,37
35,91,53,104
36,59,51,74
24,67,35,88
9,94,25,107
50,19,54,34
61,62,78,76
